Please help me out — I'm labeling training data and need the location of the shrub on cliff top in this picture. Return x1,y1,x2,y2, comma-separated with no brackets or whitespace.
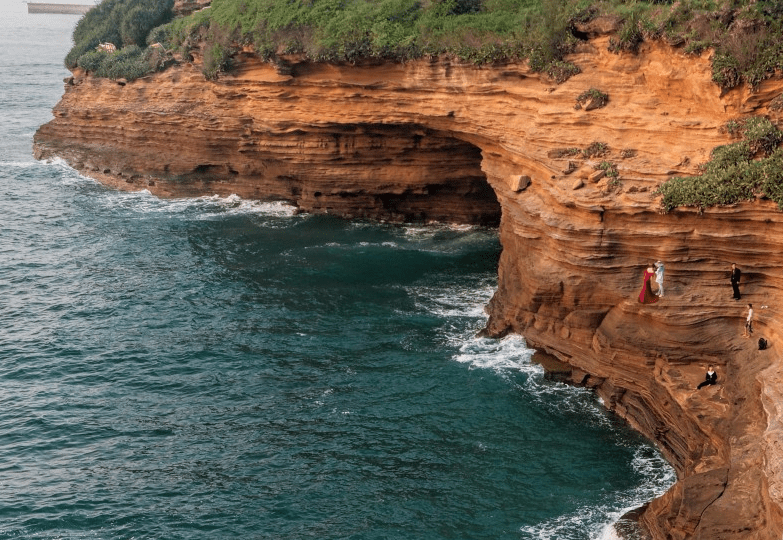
66,0,174,69
96,45,150,80
76,44,172,81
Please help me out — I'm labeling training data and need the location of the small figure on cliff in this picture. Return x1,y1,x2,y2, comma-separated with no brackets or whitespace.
743,303,754,338
638,264,659,304
730,263,742,300
654,261,665,297
696,365,718,390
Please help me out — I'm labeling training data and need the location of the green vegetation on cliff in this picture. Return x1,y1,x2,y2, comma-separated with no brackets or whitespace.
656,117,783,212
167,0,579,71
66,0,175,80
67,0,783,88
164,0,783,88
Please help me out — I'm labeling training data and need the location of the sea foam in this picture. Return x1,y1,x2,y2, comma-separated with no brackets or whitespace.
88,187,299,220
518,443,675,540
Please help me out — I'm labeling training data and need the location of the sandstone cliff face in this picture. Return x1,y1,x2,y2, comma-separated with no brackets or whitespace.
34,36,783,539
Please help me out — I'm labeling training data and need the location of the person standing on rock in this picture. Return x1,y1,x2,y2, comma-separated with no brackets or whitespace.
743,303,754,338
730,263,742,300
638,264,658,304
696,365,718,390
654,261,665,297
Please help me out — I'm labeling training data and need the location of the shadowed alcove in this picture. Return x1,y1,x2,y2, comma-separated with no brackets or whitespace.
284,123,501,226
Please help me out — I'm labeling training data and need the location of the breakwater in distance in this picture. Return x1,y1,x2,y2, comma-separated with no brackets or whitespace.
27,3,93,14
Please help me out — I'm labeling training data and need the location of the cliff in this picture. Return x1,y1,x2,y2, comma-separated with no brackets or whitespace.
34,36,783,539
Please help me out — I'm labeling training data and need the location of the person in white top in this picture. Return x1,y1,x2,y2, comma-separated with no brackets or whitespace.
654,261,665,297
743,304,754,338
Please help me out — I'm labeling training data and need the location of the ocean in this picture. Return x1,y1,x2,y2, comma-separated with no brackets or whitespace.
0,2,674,539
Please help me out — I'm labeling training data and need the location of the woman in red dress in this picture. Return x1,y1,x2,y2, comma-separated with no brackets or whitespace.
639,264,659,304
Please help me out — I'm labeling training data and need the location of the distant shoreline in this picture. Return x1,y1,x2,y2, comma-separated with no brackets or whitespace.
27,3,93,15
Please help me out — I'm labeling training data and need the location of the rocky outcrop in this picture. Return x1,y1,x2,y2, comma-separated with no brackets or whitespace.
34,36,783,539
173,0,211,17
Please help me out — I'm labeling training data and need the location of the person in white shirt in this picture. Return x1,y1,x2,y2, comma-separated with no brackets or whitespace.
743,304,754,338
654,261,665,297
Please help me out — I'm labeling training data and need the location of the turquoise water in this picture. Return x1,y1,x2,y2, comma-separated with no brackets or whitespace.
0,3,674,539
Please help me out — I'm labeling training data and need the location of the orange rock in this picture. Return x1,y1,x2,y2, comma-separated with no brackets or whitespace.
507,174,531,192
588,169,605,183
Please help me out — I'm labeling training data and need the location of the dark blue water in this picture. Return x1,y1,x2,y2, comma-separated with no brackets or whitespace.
0,3,674,539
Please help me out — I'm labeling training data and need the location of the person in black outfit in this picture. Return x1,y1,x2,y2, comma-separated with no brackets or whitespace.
730,263,741,300
696,365,718,390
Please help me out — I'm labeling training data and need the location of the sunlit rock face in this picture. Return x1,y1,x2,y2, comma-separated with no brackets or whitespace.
34,35,783,540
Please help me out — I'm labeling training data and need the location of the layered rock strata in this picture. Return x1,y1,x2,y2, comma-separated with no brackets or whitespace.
34,36,783,539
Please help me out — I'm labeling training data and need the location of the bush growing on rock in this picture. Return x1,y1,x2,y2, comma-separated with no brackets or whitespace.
121,5,167,47
576,88,609,110
598,161,619,178
657,117,783,212
98,45,149,80
583,142,609,158
545,60,581,83
203,41,232,79
76,44,172,81
76,49,109,73
608,11,643,54
66,0,174,70
743,117,783,155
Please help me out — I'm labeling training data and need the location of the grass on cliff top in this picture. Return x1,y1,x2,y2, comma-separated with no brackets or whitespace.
656,117,783,213
161,0,585,77
66,0,783,89
159,0,783,90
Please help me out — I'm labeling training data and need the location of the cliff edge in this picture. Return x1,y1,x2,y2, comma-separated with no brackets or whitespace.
34,36,783,539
